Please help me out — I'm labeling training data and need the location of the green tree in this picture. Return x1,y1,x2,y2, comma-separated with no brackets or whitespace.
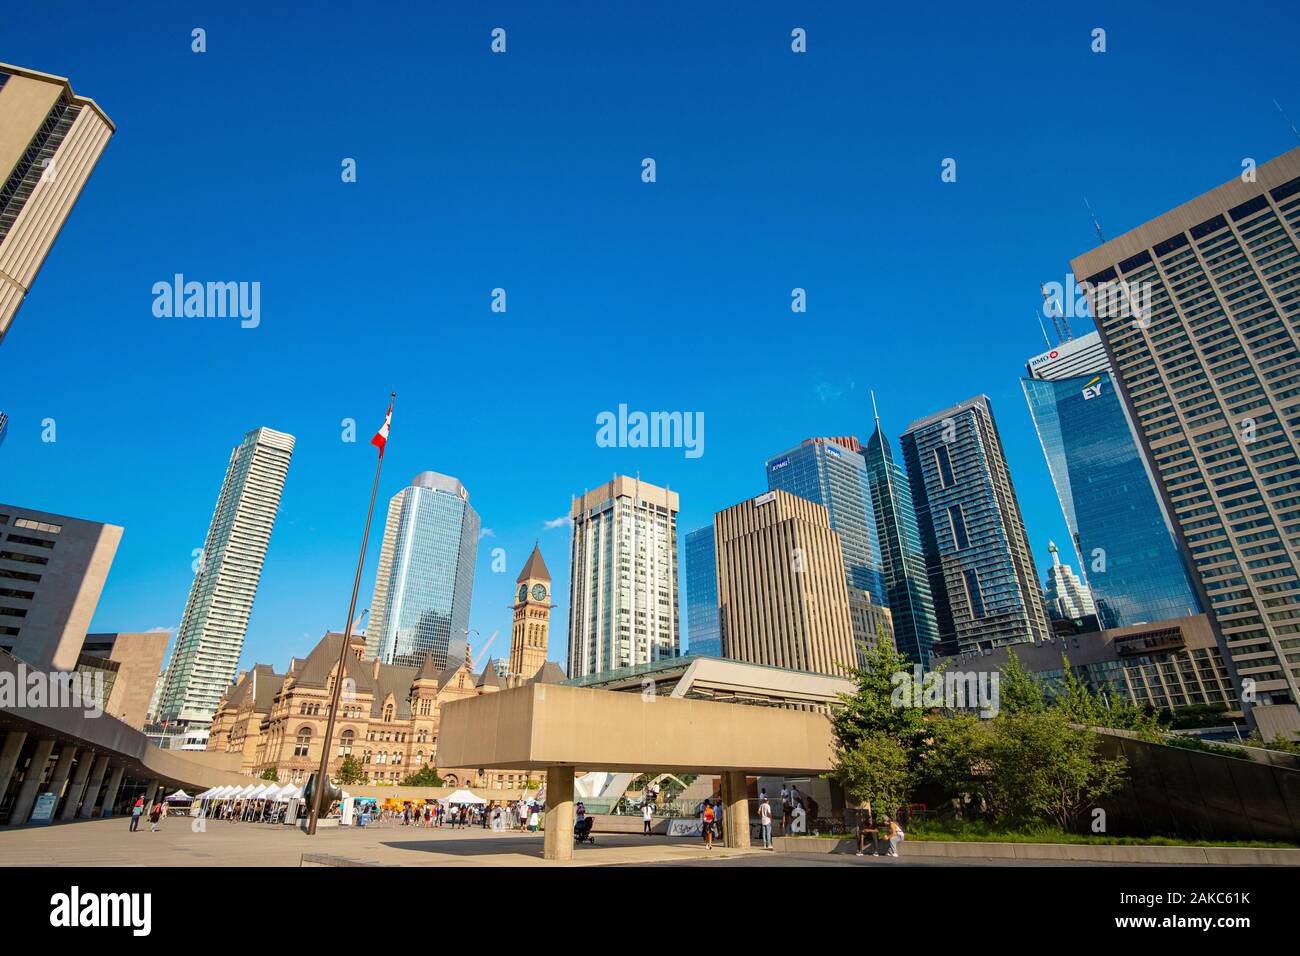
988,708,1127,832
831,634,932,760
400,765,444,787
832,731,912,818
259,767,279,782
998,650,1045,715
1053,655,1164,740
336,754,367,786
920,712,1000,818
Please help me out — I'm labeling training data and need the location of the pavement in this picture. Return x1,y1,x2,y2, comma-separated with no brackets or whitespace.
0,817,1144,866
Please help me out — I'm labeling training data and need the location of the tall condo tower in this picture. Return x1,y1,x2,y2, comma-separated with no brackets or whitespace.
567,475,680,679
159,427,295,727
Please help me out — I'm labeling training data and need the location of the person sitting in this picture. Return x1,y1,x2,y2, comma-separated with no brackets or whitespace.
856,809,878,856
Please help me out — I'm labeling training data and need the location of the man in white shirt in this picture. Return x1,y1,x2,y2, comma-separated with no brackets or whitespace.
758,797,773,849
642,801,653,835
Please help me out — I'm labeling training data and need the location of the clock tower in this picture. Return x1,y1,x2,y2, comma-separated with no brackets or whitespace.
509,543,553,680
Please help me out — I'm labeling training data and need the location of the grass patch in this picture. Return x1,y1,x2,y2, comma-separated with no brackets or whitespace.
795,819,1296,849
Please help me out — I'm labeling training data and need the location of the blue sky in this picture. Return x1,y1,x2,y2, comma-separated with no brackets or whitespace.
2,1,1298,673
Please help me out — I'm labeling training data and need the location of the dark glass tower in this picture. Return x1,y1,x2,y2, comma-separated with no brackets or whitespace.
685,524,722,657
862,398,940,665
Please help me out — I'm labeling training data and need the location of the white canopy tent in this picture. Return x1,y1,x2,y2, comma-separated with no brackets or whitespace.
444,789,486,805
165,789,192,802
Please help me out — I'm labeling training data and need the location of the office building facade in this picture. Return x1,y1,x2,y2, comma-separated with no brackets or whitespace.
714,489,857,676
863,408,941,665
158,427,294,727
367,471,479,669
685,525,722,658
567,476,680,679
0,64,114,345
1024,331,1204,628
1070,147,1300,738
0,504,122,669
901,396,1051,653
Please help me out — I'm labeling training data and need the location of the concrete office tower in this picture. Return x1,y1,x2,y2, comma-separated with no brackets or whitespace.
158,427,294,727
78,632,170,729
1043,543,1097,620
0,64,114,345
1023,331,1204,628
367,471,479,669
685,525,722,658
714,490,857,676
0,505,122,669
1071,147,1300,738
863,401,941,666
509,543,553,680
567,475,680,679
901,396,1051,654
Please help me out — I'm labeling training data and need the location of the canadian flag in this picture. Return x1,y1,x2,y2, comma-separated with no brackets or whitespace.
371,397,393,457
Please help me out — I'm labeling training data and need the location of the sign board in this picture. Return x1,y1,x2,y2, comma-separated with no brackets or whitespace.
29,791,57,823
752,491,777,507
666,818,703,837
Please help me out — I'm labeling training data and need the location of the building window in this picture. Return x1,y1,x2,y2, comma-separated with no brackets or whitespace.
339,730,353,756
934,445,956,488
963,568,984,619
294,727,312,757
947,504,969,551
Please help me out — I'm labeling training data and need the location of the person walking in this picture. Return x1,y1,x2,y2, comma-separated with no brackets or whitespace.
702,801,715,850
129,797,144,832
759,796,773,849
148,799,164,832
642,801,653,835
528,806,539,832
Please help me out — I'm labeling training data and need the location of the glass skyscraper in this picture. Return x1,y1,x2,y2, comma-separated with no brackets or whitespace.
765,438,887,606
368,471,479,669
862,406,940,665
684,525,721,657
1023,332,1203,629
901,396,1051,653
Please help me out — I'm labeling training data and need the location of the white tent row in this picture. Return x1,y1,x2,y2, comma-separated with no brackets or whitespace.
195,782,306,803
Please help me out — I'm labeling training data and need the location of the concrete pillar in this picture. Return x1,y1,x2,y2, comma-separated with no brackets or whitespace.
145,778,160,807
60,751,95,820
721,771,750,849
0,731,28,801
7,737,55,825
78,754,111,819
46,745,78,807
542,767,574,861
99,764,126,817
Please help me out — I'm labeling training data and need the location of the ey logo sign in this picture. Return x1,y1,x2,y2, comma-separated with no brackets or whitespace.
1081,376,1103,401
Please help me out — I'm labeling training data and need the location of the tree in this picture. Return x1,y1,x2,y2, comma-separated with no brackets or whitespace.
400,765,444,787
259,767,279,782
920,712,1000,818
998,649,1045,716
1053,655,1164,740
988,708,1127,832
831,635,932,761
336,754,367,786
832,732,911,818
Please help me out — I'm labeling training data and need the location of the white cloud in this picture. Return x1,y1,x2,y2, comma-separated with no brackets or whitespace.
543,515,573,530
480,528,496,539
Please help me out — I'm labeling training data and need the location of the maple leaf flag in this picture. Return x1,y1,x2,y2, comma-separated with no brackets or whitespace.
371,397,393,457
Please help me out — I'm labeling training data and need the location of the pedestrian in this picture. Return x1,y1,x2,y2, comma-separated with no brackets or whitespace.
780,786,791,834
528,806,539,832
883,814,905,857
642,801,653,835
702,801,715,850
856,809,878,857
130,796,144,832
759,796,773,849
149,799,164,832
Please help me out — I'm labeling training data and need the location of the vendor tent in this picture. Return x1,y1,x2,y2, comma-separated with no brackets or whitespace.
444,789,486,805
165,789,191,802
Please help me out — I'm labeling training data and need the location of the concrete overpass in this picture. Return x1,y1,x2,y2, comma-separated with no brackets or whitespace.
0,651,250,826
436,682,837,859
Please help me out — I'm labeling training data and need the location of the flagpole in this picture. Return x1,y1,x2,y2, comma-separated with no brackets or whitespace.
306,392,394,836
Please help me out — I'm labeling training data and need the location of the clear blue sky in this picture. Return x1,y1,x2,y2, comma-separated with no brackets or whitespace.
2,1,1298,673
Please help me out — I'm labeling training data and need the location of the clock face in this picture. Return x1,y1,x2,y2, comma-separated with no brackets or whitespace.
531,584,548,602
518,584,528,603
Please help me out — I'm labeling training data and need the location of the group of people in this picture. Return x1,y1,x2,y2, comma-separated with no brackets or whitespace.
373,799,542,832
127,796,165,832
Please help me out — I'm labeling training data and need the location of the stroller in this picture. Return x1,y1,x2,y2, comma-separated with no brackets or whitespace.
574,815,596,844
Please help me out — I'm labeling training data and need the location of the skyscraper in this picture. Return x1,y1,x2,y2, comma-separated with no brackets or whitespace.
0,504,122,669
0,63,114,345
567,475,680,679
901,396,1050,653
1070,146,1300,737
509,543,553,680
159,427,294,727
1042,542,1097,620
862,399,941,665
714,490,857,676
1023,330,1204,628
684,525,721,658
766,437,887,604
366,471,479,669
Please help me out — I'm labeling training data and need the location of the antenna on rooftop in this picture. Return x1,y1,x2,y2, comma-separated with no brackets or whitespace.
1040,283,1071,344
1035,310,1052,350
1275,99,1300,144
1084,195,1105,244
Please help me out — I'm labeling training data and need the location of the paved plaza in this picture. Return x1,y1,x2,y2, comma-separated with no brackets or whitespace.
0,816,1150,867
